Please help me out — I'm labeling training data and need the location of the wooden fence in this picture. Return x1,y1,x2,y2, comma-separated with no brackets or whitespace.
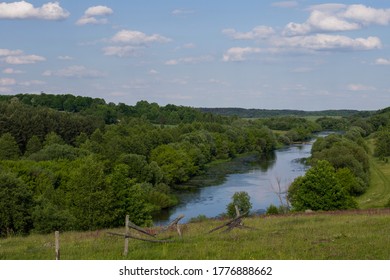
53,206,255,259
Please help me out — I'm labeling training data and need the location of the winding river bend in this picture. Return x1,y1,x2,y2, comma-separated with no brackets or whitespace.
154,138,316,225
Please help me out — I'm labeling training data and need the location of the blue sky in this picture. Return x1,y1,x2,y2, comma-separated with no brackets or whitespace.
1,1,390,110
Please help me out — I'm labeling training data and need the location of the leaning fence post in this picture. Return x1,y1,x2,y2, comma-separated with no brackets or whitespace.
123,215,130,256
55,231,60,260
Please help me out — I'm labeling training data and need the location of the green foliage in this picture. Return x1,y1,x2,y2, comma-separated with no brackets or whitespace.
198,107,362,118
65,156,115,230
226,191,252,218
335,168,366,196
188,214,208,223
266,204,280,215
316,117,349,131
150,144,198,184
32,190,76,233
106,164,153,227
288,160,357,211
0,100,102,152
43,132,65,146
374,128,390,158
28,144,89,161
0,171,33,236
311,132,370,195
0,133,20,160
24,135,42,156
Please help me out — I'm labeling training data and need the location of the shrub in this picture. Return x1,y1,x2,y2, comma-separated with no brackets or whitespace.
226,191,252,218
288,160,357,211
266,204,279,215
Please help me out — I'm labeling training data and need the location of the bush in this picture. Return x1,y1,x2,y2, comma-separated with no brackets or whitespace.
226,191,252,218
266,204,279,215
288,160,357,211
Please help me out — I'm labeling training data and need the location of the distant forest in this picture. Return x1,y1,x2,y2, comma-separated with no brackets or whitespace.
198,107,373,118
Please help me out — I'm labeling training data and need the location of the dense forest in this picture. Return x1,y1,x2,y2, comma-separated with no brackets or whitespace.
1,93,390,236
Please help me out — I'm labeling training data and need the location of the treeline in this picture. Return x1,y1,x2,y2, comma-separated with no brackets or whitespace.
287,106,390,211
198,107,367,118
0,94,228,125
0,95,280,236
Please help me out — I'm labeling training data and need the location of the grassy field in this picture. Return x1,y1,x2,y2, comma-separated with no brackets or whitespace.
1,210,390,260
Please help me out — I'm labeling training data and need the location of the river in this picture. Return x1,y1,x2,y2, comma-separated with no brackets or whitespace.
153,138,316,225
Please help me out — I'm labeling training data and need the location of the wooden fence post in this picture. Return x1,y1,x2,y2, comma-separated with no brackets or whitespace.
123,215,129,256
55,231,60,260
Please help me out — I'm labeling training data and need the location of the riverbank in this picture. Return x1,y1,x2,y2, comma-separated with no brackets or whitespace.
2,208,389,260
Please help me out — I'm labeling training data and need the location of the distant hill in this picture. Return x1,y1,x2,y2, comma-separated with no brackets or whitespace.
197,107,371,118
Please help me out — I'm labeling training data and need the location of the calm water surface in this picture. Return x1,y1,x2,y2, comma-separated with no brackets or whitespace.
154,140,314,225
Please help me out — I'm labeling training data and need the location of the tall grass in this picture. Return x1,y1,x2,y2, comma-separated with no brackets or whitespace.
1,211,389,260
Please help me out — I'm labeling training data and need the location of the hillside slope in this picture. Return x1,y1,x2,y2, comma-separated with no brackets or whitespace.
1,209,389,260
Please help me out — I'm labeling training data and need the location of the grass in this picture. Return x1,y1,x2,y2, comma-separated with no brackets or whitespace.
356,139,390,209
1,210,390,260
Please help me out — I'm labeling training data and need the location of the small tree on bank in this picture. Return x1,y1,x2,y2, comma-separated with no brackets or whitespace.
226,191,252,218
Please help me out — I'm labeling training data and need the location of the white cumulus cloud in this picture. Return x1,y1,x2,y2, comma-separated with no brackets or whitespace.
111,29,171,44
76,5,113,25
223,26,275,40
343,4,390,26
284,4,390,36
223,47,262,62
85,6,113,17
102,46,139,57
165,55,214,65
0,48,46,64
0,1,69,20
4,54,46,64
273,34,381,51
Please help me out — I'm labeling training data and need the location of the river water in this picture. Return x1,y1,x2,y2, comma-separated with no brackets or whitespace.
154,139,315,225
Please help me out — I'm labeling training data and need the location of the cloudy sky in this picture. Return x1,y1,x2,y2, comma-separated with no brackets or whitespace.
1,1,390,110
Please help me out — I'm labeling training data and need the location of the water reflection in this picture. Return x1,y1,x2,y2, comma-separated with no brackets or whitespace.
153,141,314,225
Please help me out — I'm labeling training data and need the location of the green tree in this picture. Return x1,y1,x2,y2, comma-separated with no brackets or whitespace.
150,144,197,184
32,189,76,233
288,160,357,211
0,133,20,160
107,164,153,226
226,191,252,218
375,128,390,157
43,132,65,146
24,135,42,156
0,171,33,236
66,156,114,230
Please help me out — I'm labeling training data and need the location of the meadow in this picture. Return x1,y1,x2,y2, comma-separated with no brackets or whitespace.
1,209,389,260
